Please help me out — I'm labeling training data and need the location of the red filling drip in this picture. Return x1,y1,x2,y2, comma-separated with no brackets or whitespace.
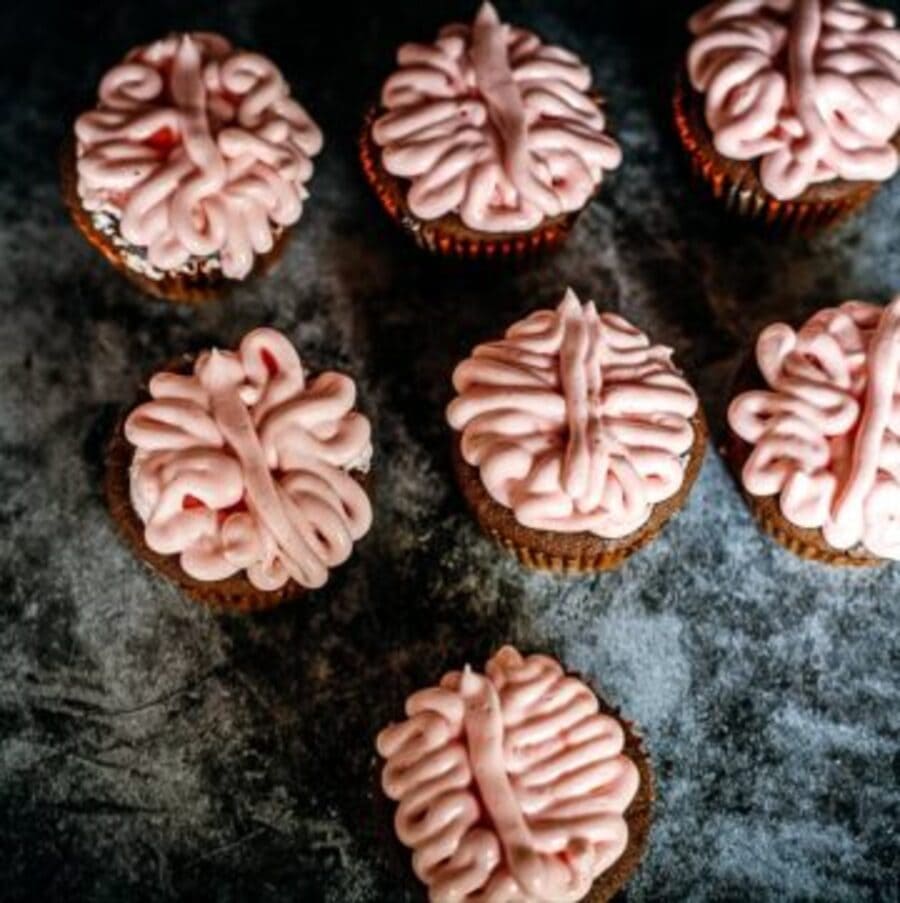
260,348,279,377
182,494,205,510
147,126,178,152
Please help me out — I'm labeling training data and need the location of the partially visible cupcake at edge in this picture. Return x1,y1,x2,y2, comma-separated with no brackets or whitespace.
361,3,622,259
446,288,707,572
727,296,900,565
106,328,373,611
375,646,653,902
674,0,900,234
63,32,323,302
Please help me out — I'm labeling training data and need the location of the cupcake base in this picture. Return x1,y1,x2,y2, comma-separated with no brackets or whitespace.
359,105,589,260
451,410,708,573
724,358,884,567
672,71,883,236
60,137,291,304
105,353,373,612
372,687,654,902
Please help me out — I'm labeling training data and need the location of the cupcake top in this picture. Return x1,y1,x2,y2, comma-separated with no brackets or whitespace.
729,297,900,559
371,2,621,233
75,33,323,279
124,328,372,590
686,0,900,200
376,646,640,902
446,288,700,538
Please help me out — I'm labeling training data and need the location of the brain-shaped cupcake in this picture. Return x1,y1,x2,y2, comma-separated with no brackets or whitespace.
446,289,700,538
687,0,900,199
729,297,900,558
372,2,621,232
75,32,323,278
125,328,372,590
377,647,640,902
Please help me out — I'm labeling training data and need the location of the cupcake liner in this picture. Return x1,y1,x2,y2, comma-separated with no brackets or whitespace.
451,408,708,574
359,104,586,261
372,676,654,903
723,357,884,568
672,72,881,237
105,353,373,612
60,137,291,304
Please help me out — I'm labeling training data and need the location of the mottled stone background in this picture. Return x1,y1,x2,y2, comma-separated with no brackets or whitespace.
1,0,899,900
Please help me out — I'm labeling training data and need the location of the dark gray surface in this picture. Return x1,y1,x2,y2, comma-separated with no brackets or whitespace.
1,1,899,900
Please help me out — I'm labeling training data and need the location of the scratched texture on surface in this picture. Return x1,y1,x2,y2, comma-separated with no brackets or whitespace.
1,0,899,901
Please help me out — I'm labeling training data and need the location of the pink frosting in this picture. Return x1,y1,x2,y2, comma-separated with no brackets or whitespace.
446,289,700,538
75,33,323,278
729,297,900,558
376,646,640,903
124,328,372,590
372,2,621,232
687,0,900,200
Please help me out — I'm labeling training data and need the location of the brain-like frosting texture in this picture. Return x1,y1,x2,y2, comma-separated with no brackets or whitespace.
447,288,700,538
75,32,323,278
125,328,372,590
372,2,621,232
376,646,640,903
687,0,900,199
729,297,900,558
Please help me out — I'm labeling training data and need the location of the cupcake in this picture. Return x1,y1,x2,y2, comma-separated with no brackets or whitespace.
726,296,900,565
674,0,900,235
106,327,373,611
375,646,653,903
446,288,707,572
63,32,323,302
360,2,622,259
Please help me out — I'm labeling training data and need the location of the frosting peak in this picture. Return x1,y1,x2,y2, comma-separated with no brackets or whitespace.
687,0,900,199
372,5,621,232
124,328,372,590
376,647,639,902
76,33,322,278
447,289,700,538
728,297,900,558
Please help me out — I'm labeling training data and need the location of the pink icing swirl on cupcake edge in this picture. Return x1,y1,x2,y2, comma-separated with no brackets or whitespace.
125,328,372,591
376,646,639,903
447,288,700,538
728,296,900,559
687,0,900,200
372,2,622,232
75,32,323,279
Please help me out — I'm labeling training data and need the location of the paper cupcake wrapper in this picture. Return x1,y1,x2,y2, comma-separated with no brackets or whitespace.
359,106,582,260
485,528,643,574
372,679,654,903
60,137,290,304
672,76,880,236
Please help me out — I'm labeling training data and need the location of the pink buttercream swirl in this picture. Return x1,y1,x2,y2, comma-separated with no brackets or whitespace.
372,2,621,232
446,289,700,538
687,0,900,200
124,328,372,590
376,646,639,903
729,297,900,558
75,32,323,278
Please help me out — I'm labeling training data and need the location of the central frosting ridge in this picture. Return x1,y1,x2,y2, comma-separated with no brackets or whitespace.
376,646,639,903
125,328,372,590
447,289,700,538
372,2,621,232
75,32,323,278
